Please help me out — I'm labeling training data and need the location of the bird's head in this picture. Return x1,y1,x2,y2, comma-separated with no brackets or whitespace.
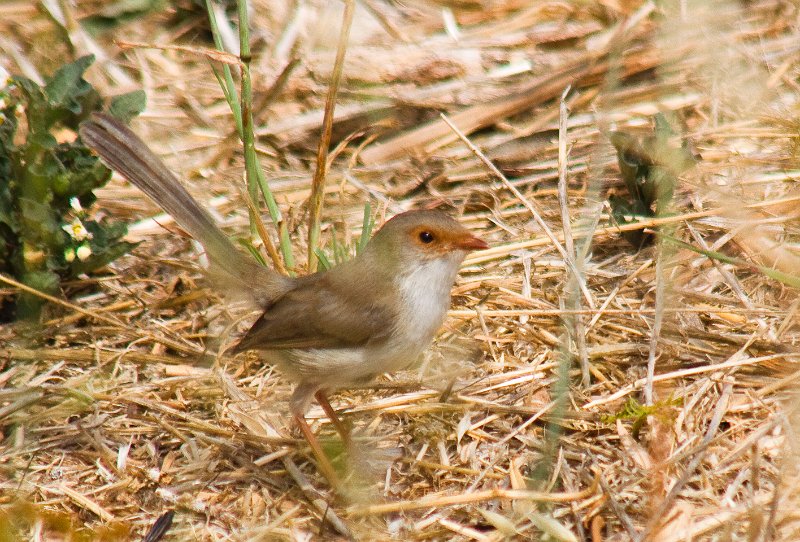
366,210,488,274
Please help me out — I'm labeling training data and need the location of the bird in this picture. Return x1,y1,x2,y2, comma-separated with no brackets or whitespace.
80,113,488,487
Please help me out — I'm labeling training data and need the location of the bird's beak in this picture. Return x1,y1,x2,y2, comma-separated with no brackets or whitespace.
453,234,489,251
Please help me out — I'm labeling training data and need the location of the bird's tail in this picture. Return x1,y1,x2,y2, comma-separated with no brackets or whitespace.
80,113,290,306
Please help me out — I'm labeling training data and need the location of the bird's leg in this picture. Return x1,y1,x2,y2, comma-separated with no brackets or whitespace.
290,383,341,490
292,412,342,491
314,390,352,449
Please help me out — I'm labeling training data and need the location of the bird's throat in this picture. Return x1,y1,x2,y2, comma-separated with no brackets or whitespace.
396,254,463,344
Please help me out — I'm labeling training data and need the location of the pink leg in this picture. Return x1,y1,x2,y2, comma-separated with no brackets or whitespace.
289,383,342,490
314,390,352,449
293,412,342,491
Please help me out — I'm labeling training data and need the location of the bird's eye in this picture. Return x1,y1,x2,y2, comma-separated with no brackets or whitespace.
419,231,435,244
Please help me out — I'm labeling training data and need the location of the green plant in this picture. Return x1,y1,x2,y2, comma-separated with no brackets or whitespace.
608,113,696,248
601,395,681,439
80,0,168,34
205,0,295,273
314,202,376,271
0,54,144,320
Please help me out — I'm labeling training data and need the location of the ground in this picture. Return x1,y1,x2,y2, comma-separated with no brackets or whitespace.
1,0,800,540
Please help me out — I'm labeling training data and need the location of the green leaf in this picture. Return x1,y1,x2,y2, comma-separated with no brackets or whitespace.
653,112,676,140
237,237,267,267
109,90,146,123
609,131,648,199
0,103,18,148
20,149,61,203
44,55,95,108
42,55,101,127
357,202,373,254
0,105,17,233
82,0,167,34
22,269,60,292
18,198,64,248
53,143,112,202
609,116,693,213
648,166,675,213
609,195,653,249
13,76,50,134
17,269,60,319
608,115,697,249
313,248,333,271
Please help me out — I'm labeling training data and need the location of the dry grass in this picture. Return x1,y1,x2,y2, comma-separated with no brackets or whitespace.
2,0,800,540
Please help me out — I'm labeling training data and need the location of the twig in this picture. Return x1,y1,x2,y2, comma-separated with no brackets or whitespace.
440,113,595,309
585,259,653,331
687,223,774,340
0,274,203,356
463,209,717,266
282,457,353,538
114,40,242,66
495,400,557,447
653,493,776,542
645,380,734,537
307,0,355,272
448,307,785,317
557,88,575,262
360,52,603,164
556,86,590,386
342,172,405,213
643,239,665,406
0,273,124,329
58,483,116,522
242,189,287,274
598,472,641,542
349,475,598,516
583,353,794,409
0,347,196,366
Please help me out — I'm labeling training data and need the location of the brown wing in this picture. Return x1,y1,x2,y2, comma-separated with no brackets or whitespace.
233,264,397,352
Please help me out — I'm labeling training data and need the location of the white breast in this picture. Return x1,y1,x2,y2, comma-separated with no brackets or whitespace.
397,253,463,343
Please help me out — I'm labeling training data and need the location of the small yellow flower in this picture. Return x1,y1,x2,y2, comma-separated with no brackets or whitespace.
64,249,76,263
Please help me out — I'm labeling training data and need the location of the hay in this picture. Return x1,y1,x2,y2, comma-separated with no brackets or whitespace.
2,0,800,540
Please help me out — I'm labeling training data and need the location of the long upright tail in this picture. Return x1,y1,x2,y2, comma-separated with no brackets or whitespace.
80,113,291,306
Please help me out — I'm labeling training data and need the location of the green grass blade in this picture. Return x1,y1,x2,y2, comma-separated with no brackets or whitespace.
358,201,373,254
313,248,333,271
657,231,800,288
